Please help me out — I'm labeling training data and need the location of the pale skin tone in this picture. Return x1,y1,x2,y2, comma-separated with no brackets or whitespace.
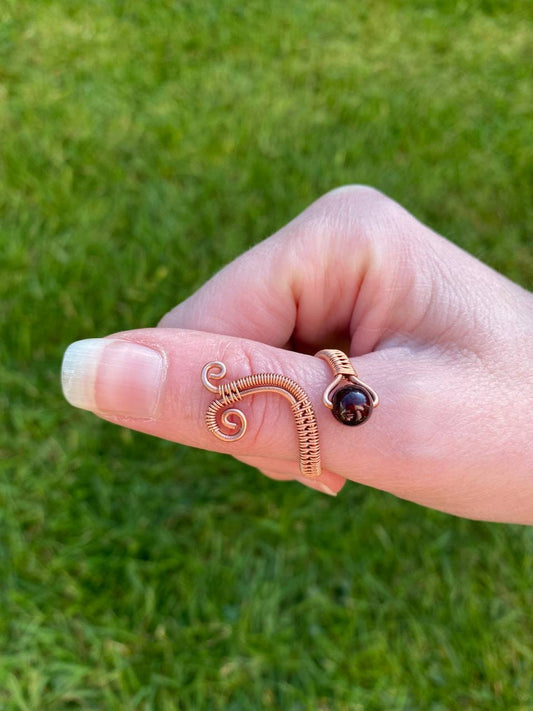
65,186,533,524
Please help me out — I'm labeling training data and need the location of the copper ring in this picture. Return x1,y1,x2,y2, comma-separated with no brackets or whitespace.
201,349,379,480
315,349,379,423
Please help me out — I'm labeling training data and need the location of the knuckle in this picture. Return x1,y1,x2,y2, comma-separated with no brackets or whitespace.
319,184,395,220
323,183,388,204
296,184,413,253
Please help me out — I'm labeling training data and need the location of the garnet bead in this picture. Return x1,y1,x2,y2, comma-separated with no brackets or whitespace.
331,385,373,426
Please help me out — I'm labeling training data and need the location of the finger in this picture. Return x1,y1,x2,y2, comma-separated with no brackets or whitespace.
159,185,515,357
61,328,398,492
158,185,433,354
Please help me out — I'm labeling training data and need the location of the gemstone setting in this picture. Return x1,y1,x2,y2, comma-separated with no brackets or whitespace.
331,385,373,426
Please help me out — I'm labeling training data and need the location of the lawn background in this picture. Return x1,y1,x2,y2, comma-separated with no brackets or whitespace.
1,1,532,709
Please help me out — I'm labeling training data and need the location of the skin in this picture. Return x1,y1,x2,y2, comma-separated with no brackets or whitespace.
87,186,533,523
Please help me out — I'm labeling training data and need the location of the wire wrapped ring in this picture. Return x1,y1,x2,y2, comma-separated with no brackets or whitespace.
201,349,379,480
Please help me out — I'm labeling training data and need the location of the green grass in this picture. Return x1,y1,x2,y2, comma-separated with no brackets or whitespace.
1,1,532,708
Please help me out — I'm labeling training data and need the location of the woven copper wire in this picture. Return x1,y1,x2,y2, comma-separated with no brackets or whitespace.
315,349,358,377
202,349,378,479
202,365,321,479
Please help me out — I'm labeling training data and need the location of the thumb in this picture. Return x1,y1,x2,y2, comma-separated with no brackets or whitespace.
61,328,393,496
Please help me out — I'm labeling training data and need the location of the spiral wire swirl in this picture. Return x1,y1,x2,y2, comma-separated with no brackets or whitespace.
202,364,321,479
202,350,378,481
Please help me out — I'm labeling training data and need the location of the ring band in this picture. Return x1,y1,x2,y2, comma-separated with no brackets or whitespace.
201,349,379,480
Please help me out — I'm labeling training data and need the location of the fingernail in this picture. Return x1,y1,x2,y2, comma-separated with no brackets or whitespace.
297,477,338,496
61,338,165,419
317,482,338,497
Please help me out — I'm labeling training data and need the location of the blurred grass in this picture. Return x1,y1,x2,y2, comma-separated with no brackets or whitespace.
1,0,532,708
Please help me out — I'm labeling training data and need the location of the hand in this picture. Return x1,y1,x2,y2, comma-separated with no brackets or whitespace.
61,186,533,523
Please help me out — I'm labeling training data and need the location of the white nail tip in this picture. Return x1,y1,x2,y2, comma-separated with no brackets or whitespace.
318,482,338,497
61,338,165,418
297,477,338,496
61,338,107,411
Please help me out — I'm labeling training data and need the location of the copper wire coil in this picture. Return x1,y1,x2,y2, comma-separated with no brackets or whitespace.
203,365,322,479
202,349,378,482
315,348,357,376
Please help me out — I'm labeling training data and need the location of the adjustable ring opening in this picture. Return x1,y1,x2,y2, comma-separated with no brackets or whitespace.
201,349,379,479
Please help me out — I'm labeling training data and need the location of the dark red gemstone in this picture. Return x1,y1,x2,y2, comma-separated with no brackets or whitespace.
331,385,373,426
